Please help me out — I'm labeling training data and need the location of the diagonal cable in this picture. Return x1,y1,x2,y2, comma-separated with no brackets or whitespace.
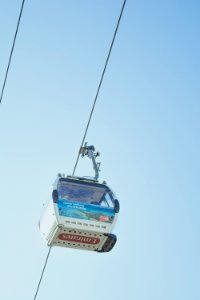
33,1,127,299
72,0,127,176
33,247,52,300
0,0,26,104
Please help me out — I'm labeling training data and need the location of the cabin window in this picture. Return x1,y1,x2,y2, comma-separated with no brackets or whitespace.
100,192,114,208
58,181,114,207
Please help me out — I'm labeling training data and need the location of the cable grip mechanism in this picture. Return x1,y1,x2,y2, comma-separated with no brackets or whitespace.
79,143,101,180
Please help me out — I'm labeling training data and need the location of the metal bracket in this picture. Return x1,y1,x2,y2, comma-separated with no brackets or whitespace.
79,143,101,180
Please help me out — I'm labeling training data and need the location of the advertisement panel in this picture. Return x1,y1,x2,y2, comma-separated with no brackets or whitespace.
57,199,115,223
58,233,100,245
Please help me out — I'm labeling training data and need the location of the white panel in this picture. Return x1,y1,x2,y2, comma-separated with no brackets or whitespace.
39,200,58,242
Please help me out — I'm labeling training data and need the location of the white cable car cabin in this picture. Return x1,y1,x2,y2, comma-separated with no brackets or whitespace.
39,145,120,252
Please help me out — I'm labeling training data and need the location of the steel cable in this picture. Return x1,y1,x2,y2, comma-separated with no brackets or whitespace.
72,0,127,176
33,247,52,300
33,1,127,299
0,0,26,104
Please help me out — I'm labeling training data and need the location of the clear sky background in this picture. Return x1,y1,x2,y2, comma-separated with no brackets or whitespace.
0,0,199,299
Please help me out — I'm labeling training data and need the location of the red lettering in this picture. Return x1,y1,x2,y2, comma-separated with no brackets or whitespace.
58,233,100,245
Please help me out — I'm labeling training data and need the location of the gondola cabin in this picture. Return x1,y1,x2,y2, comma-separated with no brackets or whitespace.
39,174,119,252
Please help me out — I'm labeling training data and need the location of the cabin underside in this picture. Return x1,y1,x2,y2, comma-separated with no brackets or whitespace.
48,226,117,252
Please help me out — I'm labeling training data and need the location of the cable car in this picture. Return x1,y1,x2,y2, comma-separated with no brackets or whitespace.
39,144,120,252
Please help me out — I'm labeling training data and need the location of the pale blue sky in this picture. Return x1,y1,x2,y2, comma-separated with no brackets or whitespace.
0,1,199,299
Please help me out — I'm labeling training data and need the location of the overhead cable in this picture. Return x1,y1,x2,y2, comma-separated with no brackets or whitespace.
0,0,26,104
33,1,127,299
72,0,127,176
33,247,52,300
